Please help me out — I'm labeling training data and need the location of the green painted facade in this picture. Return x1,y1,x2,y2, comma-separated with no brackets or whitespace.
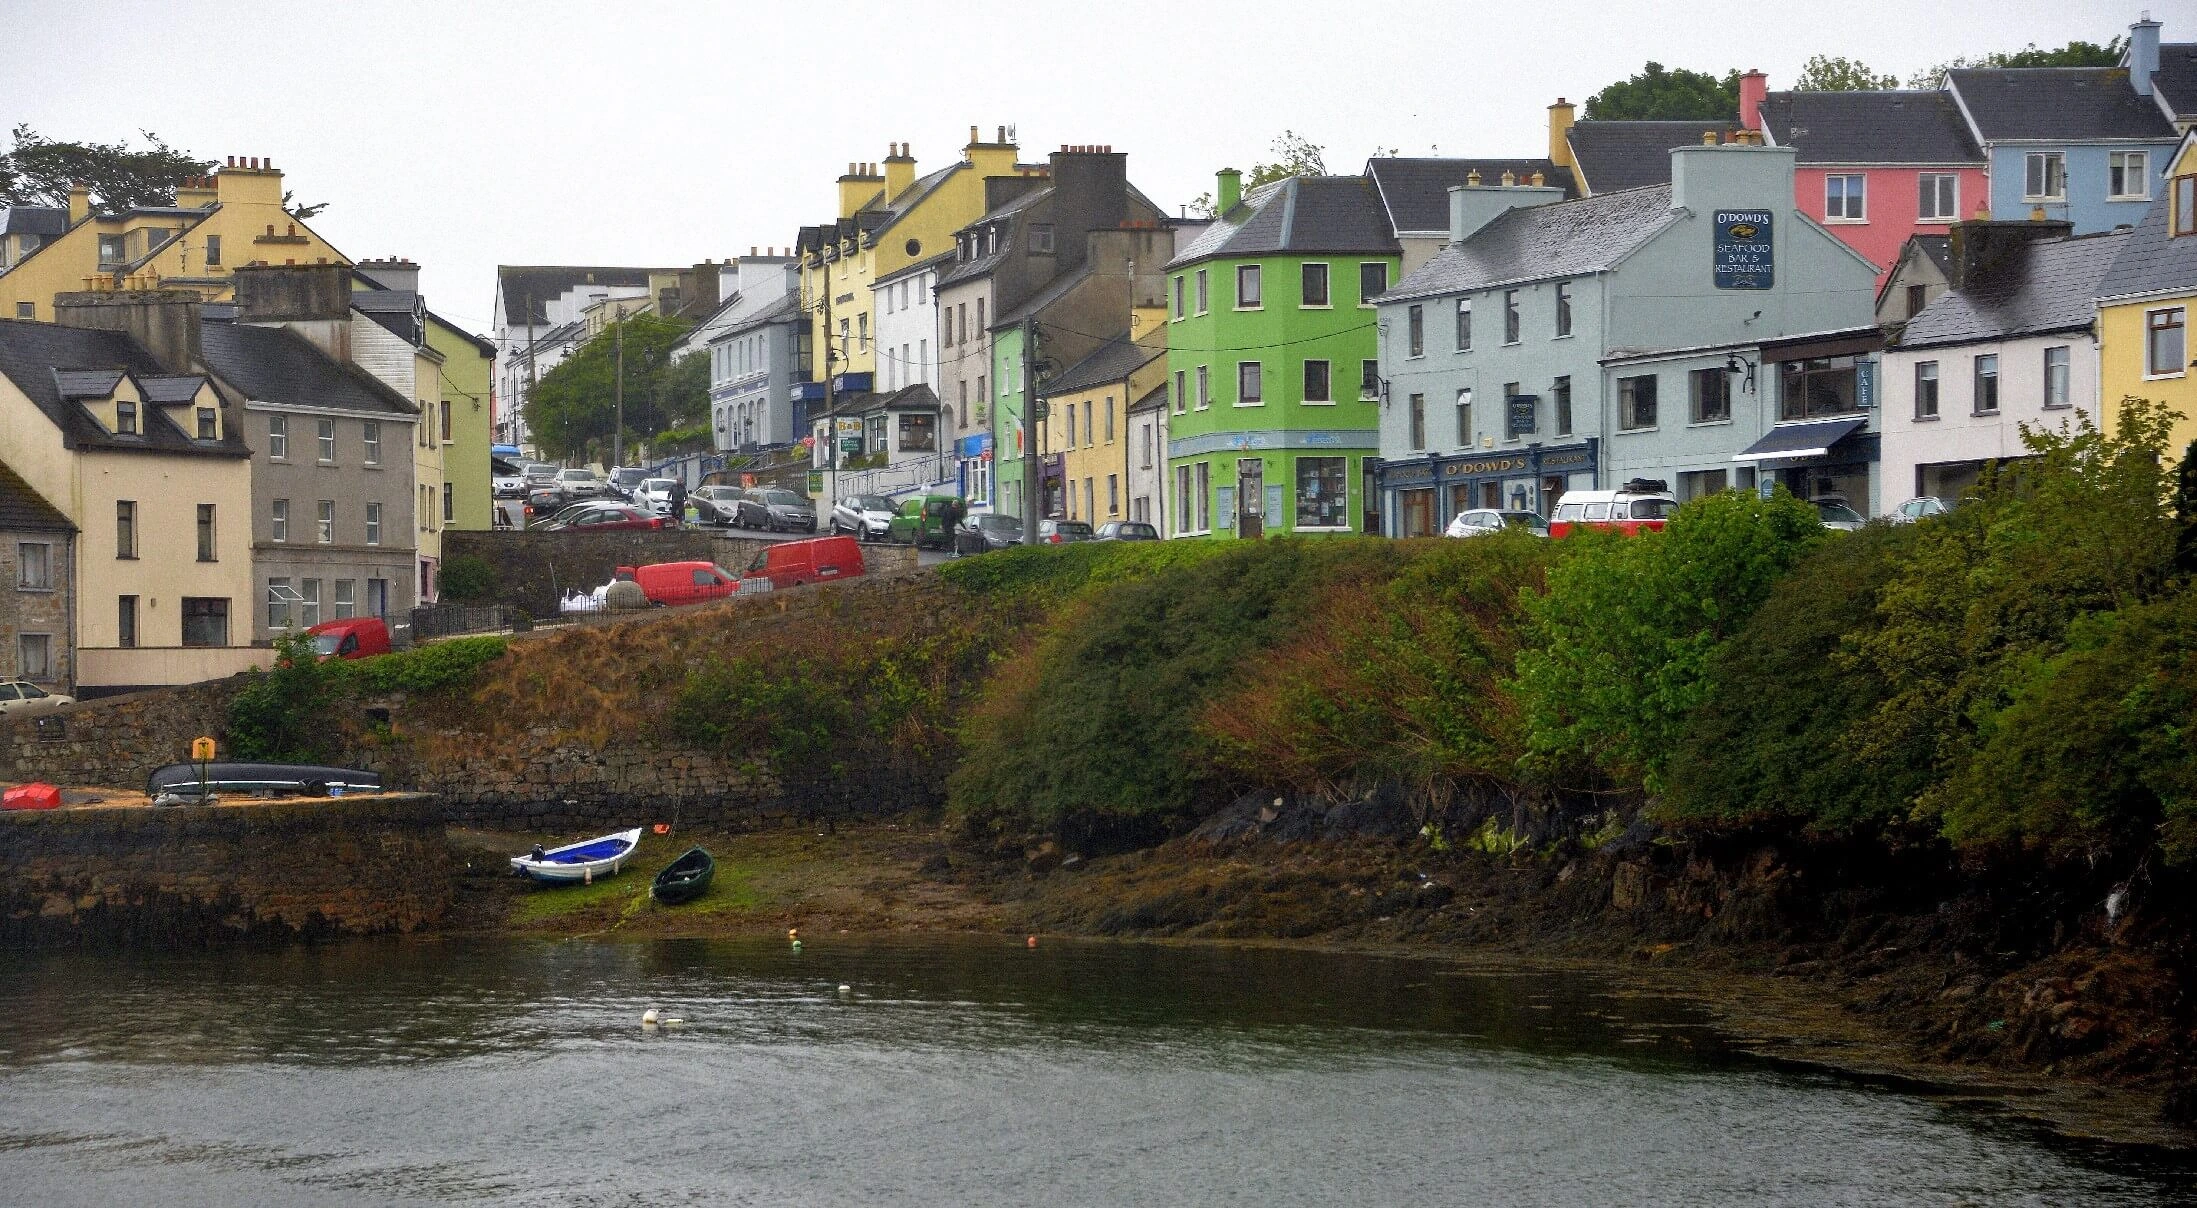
990,323,1029,518
1163,245,1393,539
425,315,495,530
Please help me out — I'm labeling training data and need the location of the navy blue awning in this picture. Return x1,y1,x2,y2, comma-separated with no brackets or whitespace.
1732,417,1866,463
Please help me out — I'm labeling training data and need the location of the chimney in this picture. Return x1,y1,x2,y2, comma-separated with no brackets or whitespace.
1547,98,1576,170
1448,179,1564,244
1215,168,1243,215
52,289,204,372
354,257,419,293
67,183,90,224
1669,139,1795,214
1945,217,2075,291
884,141,916,203
837,160,882,219
1738,70,1768,131
2130,15,2162,96
230,262,354,322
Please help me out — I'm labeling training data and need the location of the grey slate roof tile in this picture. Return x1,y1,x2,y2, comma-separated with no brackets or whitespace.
0,462,71,532
0,207,67,237
1947,68,2177,142
0,320,248,457
1567,120,1733,192
1381,184,1678,302
1899,229,2129,348
54,369,124,398
2153,43,2197,121
1759,91,1983,164
1042,334,1159,396
496,266,661,326
1366,158,1580,233
1168,175,1399,270
199,322,419,417
2097,192,2197,302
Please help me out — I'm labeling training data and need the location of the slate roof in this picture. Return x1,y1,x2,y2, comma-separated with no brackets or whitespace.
1380,184,1679,303
54,370,124,399
425,311,498,358
0,207,68,237
0,462,71,533
1759,91,1983,164
139,375,209,405
2097,192,2197,302
874,247,958,288
198,322,419,417
715,291,803,340
0,320,248,457
1366,158,1580,233
1567,120,1734,192
1042,334,1159,396
1168,175,1399,270
993,262,1094,329
2153,43,2197,121
496,266,662,326
1899,229,2129,349
1911,234,1953,277
1946,68,2178,142
1129,382,1168,413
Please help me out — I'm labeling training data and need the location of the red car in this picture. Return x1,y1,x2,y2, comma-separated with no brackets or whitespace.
1547,488,1676,538
536,501,665,531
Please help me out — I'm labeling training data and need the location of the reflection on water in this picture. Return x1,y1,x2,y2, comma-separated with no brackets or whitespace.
0,936,2183,1206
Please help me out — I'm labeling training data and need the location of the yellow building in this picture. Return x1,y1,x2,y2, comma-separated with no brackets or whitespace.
0,158,348,322
797,128,1030,383
352,259,499,531
0,317,260,692
2097,129,2197,458
1038,305,1167,525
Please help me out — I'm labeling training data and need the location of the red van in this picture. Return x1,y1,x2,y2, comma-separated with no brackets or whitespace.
306,618,392,659
632,560,741,607
1547,488,1677,538
741,535,865,590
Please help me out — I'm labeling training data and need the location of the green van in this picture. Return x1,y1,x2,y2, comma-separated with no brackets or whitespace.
887,494,966,549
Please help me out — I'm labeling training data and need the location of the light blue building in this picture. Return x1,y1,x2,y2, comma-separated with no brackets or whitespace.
709,291,807,454
1371,140,1883,535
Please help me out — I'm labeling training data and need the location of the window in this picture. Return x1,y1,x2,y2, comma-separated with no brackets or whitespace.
1296,456,1348,528
363,421,380,464
268,414,287,458
1358,262,1387,304
1618,375,1658,430
1972,354,1999,415
1237,361,1262,405
440,401,452,443
334,579,355,620
1172,276,1184,319
98,234,124,267
1915,361,1940,419
1454,389,1472,447
2148,307,2186,377
1176,465,1193,533
1196,365,1210,409
1409,393,1426,450
271,498,289,542
1301,263,1329,307
118,596,136,649
19,635,50,681
2109,151,2150,201
443,483,453,523
857,313,868,351
1502,382,1524,439
1918,173,1958,221
1555,282,1572,337
17,542,49,589
1406,304,1424,356
300,579,321,628
1107,473,1119,516
1825,174,1866,220
1062,404,1074,452
1196,461,1210,532
204,234,221,266
1455,298,1472,351
1553,376,1572,436
116,501,135,559
365,502,382,546
196,407,217,439
1303,360,1331,402
1503,290,1520,344
197,503,216,561
318,500,335,543
317,418,335,461
1360,360,1380,400
2025,152,2066,201
1907,284,1929,318
368,578,389,618
1689,367,1730,423
1030,223,1055,253
1237,264,1262,308
115,399,138,435
14,303,29,318
1778,356,1861,420
2043,346,2070,408
1174,370,1186,414
1104,397,1115,442
1678,469,1729,501
266,577,292,629
1194,270,1208,314
2177,176,2197,237
181,598,228,648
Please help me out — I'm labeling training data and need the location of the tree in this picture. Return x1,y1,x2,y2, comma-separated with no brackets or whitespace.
1582,63,1741,121
1906,36,2125,88
1189,130,1328,216
0,124,212,212
1793,54,1899,90
522,314,700,461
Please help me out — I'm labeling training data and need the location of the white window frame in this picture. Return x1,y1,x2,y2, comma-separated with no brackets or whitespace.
318,500,335,544
1825,174,1866,222
316,417,336,463
1303,359,1333,404
2146,306,2187,379
271,498,289,543
365,502,383,546
2043,345,2071,409
267,414,287,459
1196,365,1210,410
1300,262,1331,308
1918,173,1959,223
2025,152,2066,202
1914,360,1940,420
2108,151,2151,202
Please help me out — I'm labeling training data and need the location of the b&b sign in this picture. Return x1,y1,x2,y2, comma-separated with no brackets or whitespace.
1714,211,1774,290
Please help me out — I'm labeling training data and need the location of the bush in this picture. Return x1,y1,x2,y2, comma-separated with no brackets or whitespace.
351,637,509,695
437,555,499,602
225,634,347,762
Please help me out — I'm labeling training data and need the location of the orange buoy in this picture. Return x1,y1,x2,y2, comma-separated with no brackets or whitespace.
1026,935,1038,949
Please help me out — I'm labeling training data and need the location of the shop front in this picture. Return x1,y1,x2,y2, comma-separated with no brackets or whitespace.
957,432,993,511
1731,416,1880,514
1374,440,1598,537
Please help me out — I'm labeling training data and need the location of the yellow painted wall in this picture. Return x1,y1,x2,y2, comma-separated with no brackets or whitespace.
426,316,494,530
1045,353,1166,525
2099,299,2197,457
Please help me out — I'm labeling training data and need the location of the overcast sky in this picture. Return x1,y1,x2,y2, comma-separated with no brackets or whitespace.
0,0,2143,340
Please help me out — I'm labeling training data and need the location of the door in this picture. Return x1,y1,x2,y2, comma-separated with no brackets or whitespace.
1399,488,1436,537
1479,481,1501,509
1541,475,1567,516
1236,458,1264,540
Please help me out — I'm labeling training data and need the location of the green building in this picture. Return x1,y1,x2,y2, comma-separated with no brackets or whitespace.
1163,170,1397,538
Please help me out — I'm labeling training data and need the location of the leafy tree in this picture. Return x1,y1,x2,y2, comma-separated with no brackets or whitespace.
437,554,499,602
226,634,346,762
1906,36,2125,88
1582,63,1741,121
1189,130,1328,216
522,314,699,461
1793,55,1899,90
0,124,212,212
2174,437,2197,577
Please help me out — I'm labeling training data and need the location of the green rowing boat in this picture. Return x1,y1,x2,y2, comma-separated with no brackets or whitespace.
650,846,715,904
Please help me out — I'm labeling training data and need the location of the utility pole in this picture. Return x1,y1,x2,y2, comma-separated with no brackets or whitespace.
523,292,537,453
820,253,836,503
612,315,625,469
1020,316,1039,545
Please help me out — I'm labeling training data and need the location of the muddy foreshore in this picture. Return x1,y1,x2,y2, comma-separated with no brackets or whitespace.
448,816,2197,1152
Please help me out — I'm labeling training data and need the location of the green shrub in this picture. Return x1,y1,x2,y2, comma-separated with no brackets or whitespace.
351,637,509,695
437,555,499,601
672,655,853,781
225,634,347,762
937,539,1231,602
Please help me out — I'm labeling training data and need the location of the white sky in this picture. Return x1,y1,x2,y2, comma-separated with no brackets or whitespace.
0,0,2144,340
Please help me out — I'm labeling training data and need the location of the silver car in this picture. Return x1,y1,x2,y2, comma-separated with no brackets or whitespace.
0,680,72,714
635,478,678,516
753,488,817,532
1813,496,1866,532
1889,496,1951,524
832,494,897,540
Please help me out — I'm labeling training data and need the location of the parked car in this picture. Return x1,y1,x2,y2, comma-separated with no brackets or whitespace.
536,501,665,531
692,485,763,528
740,535,865,590
635,478,679,516
1094,521,1161,541
751,487,817,532
831,494,899,540
609,466,650,500
1548,487,1676,537
492,459,527,499
0,680,71,714
1037,519,1095,544
1812,496,1866,532
631,560,742,607
1444,509,1549,539
521,462,561,487
954,513,1025,554
306,618,391,660
1890,496,1951,524
556,467,607,497
887,494,965,548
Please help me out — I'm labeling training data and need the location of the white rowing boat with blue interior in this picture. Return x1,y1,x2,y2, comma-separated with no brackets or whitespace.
509,828,642,885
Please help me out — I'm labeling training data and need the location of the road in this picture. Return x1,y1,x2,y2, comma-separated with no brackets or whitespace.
492,499,952,567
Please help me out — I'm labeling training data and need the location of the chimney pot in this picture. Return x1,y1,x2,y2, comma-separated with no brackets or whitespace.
1466,168,1482,186
997,125,1006,143
969,125,979,145
1500,169,1517,186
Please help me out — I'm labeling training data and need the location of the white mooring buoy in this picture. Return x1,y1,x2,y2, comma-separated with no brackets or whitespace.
642,1007,660,1028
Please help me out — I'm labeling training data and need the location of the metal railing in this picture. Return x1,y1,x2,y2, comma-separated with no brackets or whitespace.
410,603,514,639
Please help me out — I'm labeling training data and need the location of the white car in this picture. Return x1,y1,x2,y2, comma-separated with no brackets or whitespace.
831,494,898,539
1812,496,1866,532
1889,496,1951,524
492,465,526,499
0,680,72,713
635,478,679,515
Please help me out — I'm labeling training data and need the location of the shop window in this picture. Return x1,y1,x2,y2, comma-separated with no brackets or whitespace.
1778,356,1859,420
1679,468,1728,500
181,598,229,648
1618,375,1657,430
1295,456,1347,528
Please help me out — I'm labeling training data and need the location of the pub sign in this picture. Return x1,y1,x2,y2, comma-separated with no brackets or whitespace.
1714,210,1774,290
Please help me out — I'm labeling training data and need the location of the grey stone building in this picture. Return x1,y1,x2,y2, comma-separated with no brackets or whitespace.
709,290,806,453
0,463,75,691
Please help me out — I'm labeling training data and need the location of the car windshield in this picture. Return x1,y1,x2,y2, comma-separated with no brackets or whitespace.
557,469,594,482
1816,501,1864,523
1055,522,1093,535
1629,499,1673,519
311,634,342,656
642,479,675,492
613,469,648,485
760,490,806,507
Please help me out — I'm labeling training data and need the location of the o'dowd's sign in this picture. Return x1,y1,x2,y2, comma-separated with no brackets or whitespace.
1713,210,1774,290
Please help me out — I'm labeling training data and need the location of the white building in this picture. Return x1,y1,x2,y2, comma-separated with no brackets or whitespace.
873,252,947,398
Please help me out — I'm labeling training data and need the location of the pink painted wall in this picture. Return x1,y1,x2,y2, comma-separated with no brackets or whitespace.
1791,165,1989,287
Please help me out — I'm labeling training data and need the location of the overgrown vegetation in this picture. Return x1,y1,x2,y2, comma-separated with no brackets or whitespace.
436,555,498,602
225,636,510,761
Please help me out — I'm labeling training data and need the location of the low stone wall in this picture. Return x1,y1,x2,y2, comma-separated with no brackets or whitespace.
443,529,918,617
0,679,240,790
0,793,454,947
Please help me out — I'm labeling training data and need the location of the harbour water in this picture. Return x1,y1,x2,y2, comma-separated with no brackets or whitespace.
0,936,2183,1205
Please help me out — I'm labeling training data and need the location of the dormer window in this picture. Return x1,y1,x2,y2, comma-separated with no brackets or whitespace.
116,400,138,435
98,235,125,267
986,227,998,255
197,407,217,440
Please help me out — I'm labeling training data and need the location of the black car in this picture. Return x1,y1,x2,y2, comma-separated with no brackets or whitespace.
953,513,1025,555
1094,521,1160,541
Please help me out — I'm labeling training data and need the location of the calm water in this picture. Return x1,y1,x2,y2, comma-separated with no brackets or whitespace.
0,936,2184,1206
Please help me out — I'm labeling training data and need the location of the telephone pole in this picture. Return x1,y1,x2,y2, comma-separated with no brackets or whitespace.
612,316,625,469
1020,316,1039,545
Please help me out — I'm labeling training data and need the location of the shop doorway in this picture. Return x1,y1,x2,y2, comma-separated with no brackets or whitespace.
1399,488,1436,537
1236,458,1264,540
1479,481,1501,509
1541,475,1567,515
